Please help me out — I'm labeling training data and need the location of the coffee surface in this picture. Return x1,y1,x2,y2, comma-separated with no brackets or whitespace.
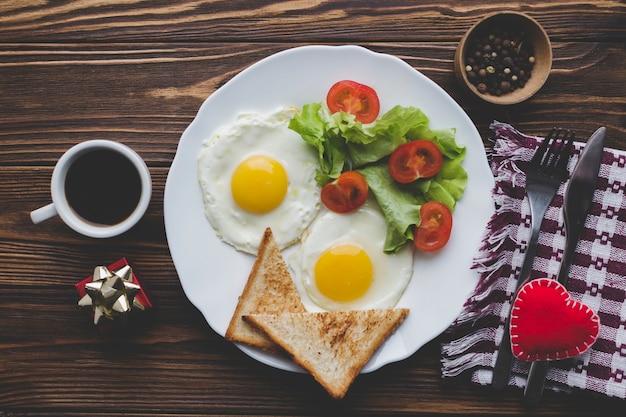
65,149,141,225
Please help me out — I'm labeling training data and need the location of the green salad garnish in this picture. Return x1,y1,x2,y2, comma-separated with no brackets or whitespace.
289,103,468,253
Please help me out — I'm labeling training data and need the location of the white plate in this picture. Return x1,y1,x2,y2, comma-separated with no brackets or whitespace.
164,45,495,373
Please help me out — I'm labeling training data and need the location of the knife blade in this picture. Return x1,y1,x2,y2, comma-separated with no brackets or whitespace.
524,126,606,404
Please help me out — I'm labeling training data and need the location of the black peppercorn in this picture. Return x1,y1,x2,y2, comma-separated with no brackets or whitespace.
463,24,535,97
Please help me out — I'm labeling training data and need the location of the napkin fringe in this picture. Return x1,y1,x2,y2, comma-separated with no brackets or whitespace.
441,121,532,380
442,328,494,356
441,353,488,378
449,162,524,321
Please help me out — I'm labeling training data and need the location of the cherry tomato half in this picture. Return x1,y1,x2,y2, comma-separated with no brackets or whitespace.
388,140,443,184
414,201,453,252
321,171,368,214
326,80,380,124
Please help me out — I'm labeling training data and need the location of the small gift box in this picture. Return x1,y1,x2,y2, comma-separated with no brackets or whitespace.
76,258,152,332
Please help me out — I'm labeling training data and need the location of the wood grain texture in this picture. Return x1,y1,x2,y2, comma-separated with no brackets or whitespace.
0,0,624,42
1,1,625,416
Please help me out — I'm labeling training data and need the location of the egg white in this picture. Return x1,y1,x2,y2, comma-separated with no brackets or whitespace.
197,107,321,254
289,199,414,312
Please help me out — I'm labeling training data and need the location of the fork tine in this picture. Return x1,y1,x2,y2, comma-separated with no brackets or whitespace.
541,129,574,178
530,127,556,167
543,130,562,169
555,131,575,173
537,128,563,171
544,129,566,171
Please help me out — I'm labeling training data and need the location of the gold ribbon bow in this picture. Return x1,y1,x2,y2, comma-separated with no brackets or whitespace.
78,264,145,325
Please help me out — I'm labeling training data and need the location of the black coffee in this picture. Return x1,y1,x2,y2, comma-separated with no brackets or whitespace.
65,149,142,225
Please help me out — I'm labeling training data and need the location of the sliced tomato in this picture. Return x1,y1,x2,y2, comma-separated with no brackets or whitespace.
326,80,380,124
321,171,368,213
414,201,453,252
388,140,443,184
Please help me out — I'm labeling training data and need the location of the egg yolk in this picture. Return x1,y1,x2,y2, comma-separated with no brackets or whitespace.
314,244,373,302
231,155,288,213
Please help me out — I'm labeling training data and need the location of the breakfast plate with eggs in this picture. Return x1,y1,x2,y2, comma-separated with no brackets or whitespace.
164,45,495,373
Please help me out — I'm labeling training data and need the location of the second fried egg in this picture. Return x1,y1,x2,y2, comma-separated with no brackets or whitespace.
289,199,414,311
197,107,321,254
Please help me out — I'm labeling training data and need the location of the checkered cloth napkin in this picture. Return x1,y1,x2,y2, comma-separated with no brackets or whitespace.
441,121,626,398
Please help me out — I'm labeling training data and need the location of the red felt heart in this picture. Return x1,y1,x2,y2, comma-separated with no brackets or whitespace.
510,278,600,361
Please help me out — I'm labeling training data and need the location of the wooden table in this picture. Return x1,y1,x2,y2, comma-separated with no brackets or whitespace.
2,1,625,415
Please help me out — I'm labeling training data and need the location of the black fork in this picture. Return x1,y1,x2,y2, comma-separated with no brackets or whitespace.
491,128,575,389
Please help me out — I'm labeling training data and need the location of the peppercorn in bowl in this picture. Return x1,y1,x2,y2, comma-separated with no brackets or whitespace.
454,11,552,105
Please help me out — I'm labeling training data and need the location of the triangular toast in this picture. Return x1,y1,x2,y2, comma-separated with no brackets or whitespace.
244,308,409,399
225,227,306,351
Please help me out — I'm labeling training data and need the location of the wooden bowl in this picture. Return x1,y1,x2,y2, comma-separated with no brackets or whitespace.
454,11,552,105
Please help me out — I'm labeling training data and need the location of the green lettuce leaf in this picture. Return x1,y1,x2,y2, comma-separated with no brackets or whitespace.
288,103,347,184
359,151,467,253
358,165,421,253
424,149,468,209
347,105,430,167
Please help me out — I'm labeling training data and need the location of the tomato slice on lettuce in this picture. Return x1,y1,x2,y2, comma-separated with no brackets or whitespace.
321,171,368,213
413,201,453,252
326,80,380,124
388,140,443,184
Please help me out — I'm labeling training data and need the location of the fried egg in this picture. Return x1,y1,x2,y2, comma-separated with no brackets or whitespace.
289,199,414,311
197,107,321,254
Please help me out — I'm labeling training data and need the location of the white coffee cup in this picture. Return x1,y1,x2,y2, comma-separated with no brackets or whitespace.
30,140,152,238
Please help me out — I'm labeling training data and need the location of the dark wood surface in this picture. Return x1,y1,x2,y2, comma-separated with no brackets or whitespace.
1,1,625,415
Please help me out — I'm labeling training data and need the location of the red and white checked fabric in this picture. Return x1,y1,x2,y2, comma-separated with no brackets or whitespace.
441,121,626,398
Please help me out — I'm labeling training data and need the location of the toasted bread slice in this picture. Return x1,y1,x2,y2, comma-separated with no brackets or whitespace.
225,227,306,351
244,308,409,399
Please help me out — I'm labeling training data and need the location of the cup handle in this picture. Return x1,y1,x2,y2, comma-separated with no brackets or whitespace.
30,203,58,224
